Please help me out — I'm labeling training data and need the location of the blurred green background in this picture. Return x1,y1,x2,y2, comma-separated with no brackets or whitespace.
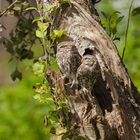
0,0,140,140
97,0,140,91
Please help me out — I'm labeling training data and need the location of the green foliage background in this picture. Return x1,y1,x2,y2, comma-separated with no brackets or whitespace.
0,0,140,139
97,0,140,91
0,66,52,139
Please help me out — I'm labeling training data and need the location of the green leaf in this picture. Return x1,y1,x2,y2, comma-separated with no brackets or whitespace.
13,6,20,11
111,11,121,16
53,30,64,37
45,3,57,13
32,61,45,77
101,11,109,19
21,1,29,6
37,21,43,29
36,30,44,38
37,3,42,11
132,7,140,16
33,83,49,94
11,68,22,81
45,98,54,102
38,22,49,31
33,94,42,100
51,29,67,40
33,94,47,103
32,17,43,23
42,22,49,29
116,16,124,24
25,7,36,11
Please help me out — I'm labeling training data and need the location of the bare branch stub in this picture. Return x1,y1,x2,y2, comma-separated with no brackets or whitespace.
0,0,18,17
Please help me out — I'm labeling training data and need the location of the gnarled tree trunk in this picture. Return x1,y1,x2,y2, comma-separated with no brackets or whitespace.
48,0,140,140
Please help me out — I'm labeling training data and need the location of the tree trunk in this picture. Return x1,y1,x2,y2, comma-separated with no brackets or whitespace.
48,0,140,140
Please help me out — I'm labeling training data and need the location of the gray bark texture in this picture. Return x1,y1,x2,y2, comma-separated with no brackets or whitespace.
47,0,140,140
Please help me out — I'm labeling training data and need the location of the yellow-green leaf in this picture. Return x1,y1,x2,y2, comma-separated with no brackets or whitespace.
53,30,67,38
32,17,43,23
25,7,36,11
37,21,49,32
36,30,44,38
37,3,42,11
13,6,20,11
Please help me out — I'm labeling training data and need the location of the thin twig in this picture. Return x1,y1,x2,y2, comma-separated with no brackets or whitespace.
122,0,134,60
0,0,18,17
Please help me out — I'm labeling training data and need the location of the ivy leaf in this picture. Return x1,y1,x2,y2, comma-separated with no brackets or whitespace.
132,7,140,16
11,68,22,81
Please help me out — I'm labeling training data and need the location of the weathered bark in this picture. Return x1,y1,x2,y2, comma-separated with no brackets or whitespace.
47,0,140,140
